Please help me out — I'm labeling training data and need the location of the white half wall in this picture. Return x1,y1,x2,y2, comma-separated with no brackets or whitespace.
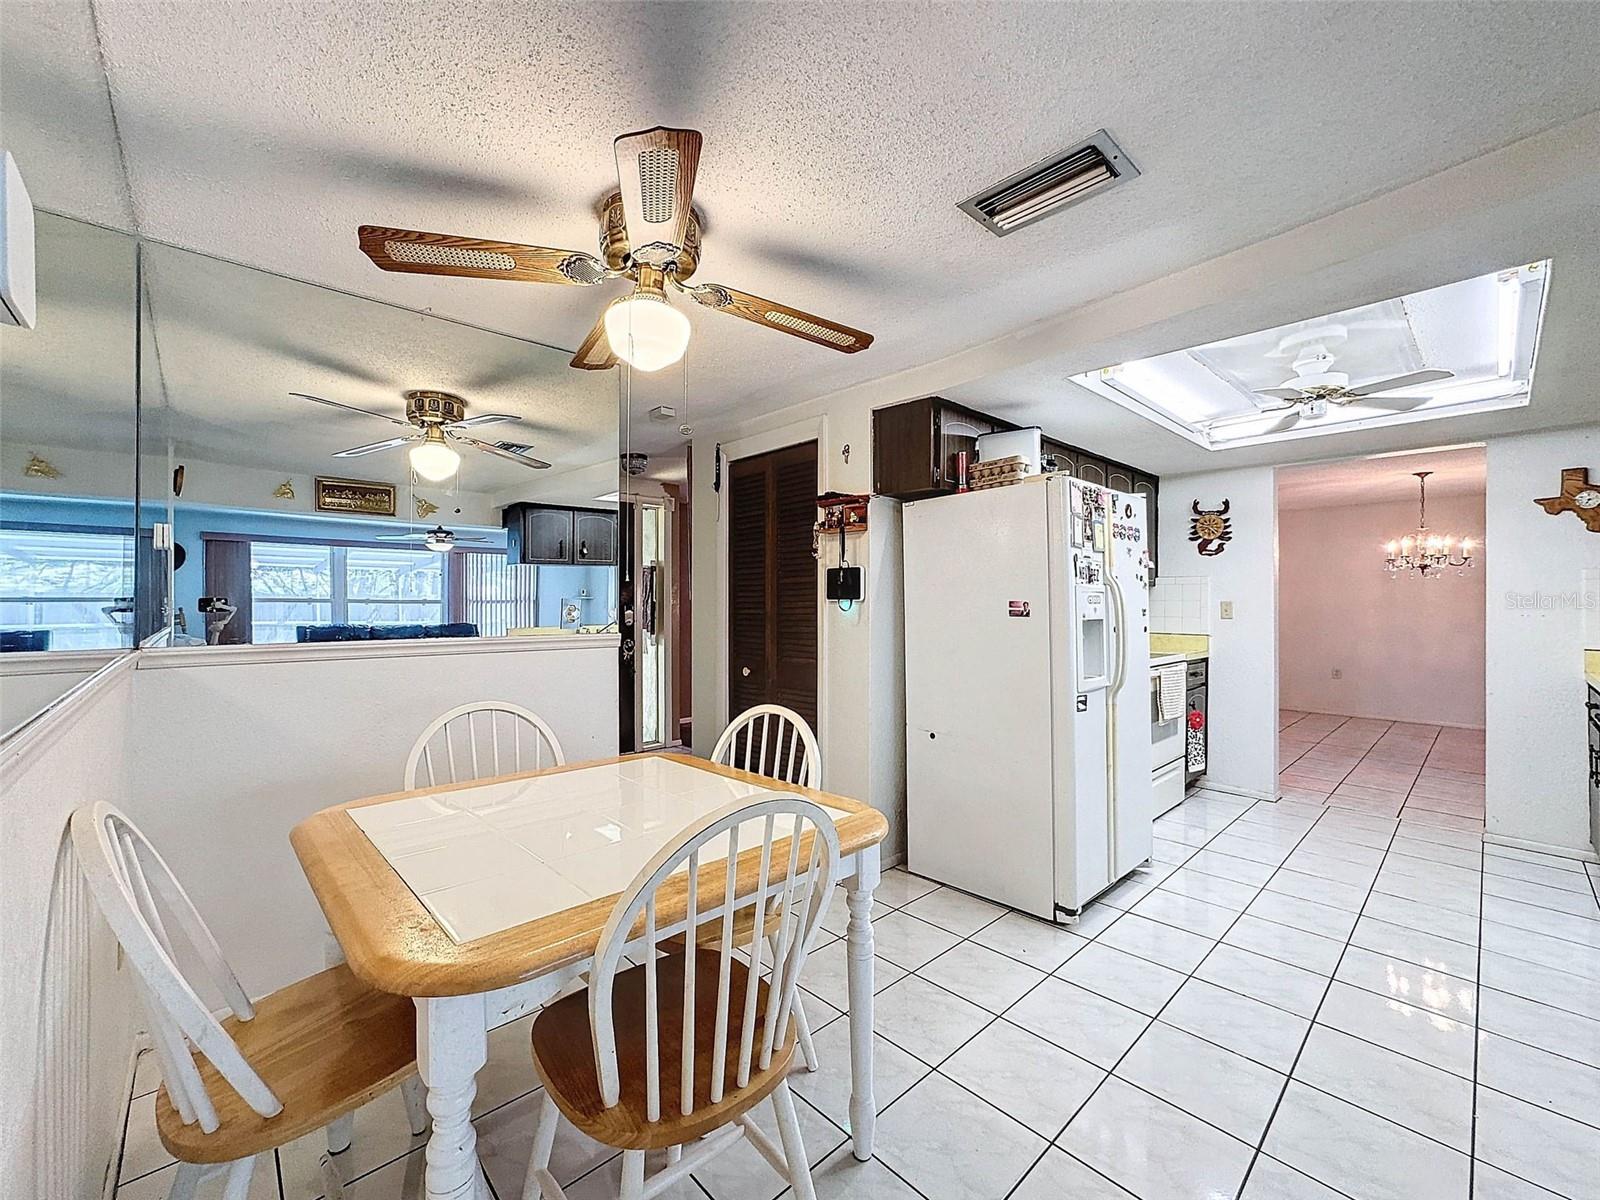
1159,466,1279,798
1484,425,1600,854
1,650,121,736
126,637,620,996
0,660,136,1200
1279,493,1487,728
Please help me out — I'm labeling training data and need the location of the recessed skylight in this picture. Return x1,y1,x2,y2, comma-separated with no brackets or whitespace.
1069,262,1550,449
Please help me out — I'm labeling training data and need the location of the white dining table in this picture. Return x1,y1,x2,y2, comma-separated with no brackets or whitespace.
291,752,889,1200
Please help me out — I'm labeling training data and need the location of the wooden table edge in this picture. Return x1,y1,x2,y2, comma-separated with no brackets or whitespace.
291,752,890,998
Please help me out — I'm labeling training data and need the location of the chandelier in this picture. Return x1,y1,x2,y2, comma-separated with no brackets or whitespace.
1384,471,1475,578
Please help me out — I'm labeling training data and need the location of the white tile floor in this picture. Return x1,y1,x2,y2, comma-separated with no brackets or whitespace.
113,713,1600,1199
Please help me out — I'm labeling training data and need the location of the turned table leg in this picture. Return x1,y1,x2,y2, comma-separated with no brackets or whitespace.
844,845,881,1161
418,994,489,1200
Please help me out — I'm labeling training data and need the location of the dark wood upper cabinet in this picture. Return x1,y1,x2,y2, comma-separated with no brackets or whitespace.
873,396,1015,501
574,511,617,564
504,504,617,566
871,396,1162,578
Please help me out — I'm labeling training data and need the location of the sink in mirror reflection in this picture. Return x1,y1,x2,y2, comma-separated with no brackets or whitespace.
0,213,139,735
130,238,620,650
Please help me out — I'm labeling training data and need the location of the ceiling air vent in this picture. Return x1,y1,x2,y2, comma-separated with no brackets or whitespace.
492,441,540,457
958,129,1139,237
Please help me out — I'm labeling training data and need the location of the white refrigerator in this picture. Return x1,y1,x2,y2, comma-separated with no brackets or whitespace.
902,474,1153,923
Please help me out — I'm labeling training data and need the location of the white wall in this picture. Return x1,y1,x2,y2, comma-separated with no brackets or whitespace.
1484,425,1600,854
0,662,136,1200
126,637,620,996
1158,466,1279,798
1,651,121,735
1279,493,1486,728
689,397,912,859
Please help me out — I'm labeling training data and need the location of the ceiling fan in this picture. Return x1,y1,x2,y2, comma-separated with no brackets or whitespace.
374,524,491,554
290,389,550,480
356,126,873,373
1200,335,1454,438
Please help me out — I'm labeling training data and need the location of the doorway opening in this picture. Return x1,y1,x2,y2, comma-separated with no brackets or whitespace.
1275,447,1487,826
618,446,691,754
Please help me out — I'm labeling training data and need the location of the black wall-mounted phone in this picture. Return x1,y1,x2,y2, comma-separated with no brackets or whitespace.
825,566,863,602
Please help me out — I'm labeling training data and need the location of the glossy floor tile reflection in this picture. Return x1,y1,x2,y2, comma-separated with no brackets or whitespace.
112,776,1599,1198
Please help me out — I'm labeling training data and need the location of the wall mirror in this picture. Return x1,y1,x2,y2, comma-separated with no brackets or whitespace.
0,213,139,735
132,239,620,651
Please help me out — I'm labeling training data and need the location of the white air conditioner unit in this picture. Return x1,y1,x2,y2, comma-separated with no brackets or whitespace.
1,152,37,329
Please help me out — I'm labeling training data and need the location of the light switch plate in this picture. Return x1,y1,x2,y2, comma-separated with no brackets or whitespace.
1219,600,1234,620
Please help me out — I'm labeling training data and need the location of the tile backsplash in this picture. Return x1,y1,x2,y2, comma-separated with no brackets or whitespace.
1150,575,1211,634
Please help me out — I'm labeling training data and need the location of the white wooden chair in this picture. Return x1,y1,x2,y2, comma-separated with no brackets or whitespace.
71,802,427,1200
711,704,821,789
521,793,840,1200
404,701,566,789
696,704,824,1071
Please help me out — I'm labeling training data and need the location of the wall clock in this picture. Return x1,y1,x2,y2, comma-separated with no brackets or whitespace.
1534,467,1600,533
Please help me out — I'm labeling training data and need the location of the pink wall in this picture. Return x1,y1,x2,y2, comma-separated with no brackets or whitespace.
1278,492,1486,728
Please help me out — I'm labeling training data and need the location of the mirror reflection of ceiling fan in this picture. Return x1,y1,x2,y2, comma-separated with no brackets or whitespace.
289,389,550,481
1201,328,1454,437
375,524,490,554
356,126,873,373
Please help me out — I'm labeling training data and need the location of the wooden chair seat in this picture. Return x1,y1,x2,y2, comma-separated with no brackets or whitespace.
530,948,796,1151
156,964,418,1163
658,901,784,954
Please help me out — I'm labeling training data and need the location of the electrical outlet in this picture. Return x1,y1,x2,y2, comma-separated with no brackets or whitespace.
1219,600,1234,620
1331,668,1342,680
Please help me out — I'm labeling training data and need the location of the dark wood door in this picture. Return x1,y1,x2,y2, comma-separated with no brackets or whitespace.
728,442,818,737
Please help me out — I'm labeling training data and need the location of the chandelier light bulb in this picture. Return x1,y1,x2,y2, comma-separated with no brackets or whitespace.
605,290,691,372
409,429,460,482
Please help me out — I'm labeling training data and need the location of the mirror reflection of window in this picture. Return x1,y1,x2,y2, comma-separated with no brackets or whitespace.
0,528,135,651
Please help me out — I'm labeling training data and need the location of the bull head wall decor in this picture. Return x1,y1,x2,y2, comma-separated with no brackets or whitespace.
1189,499,1233,556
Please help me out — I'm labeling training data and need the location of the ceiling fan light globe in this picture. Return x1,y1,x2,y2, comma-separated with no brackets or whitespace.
410,436,461,482
604,293,690,372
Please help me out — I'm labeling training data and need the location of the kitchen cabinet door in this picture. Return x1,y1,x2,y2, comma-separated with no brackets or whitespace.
1107,464,1135,494
574,511,617,564
1077,456,1108,486
1133,473,1160,579
509,506,574,564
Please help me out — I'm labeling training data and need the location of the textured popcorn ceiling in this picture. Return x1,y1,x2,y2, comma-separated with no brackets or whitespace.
6,1,1600,472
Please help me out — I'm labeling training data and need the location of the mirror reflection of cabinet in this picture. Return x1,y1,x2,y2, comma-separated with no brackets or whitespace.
505,504,618,566
574,511,617,564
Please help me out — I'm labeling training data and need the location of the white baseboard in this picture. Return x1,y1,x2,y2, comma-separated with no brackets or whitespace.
1483,832,1599,865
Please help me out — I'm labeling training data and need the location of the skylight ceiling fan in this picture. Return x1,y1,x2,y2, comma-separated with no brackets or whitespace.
356,127,873,373
1200,331,1454,437
290,389,550,481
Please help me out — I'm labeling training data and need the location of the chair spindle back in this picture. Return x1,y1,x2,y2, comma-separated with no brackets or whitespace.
711,705,819,789
404,701,565,789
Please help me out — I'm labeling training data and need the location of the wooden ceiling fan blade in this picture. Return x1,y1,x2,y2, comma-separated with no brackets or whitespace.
332,433,418,457
686,283,873,354
358,226,608,286
570,311,619,371
446,413,521,428
1340,396,1432,416
1344,368,1454,398
290,392,409,425
452,434,551,470
1204,400,1298,429
613,127,702,261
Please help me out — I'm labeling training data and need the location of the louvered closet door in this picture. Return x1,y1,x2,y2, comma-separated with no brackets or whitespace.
727,441,818,756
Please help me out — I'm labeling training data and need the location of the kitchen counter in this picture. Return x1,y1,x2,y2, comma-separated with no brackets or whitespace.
1151,633,1210,662
1587,648,1600,689
1151,652,1187,669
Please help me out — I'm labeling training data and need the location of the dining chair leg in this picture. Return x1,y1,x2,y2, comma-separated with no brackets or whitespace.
771,1079,817,1200
519,1092,560,1200
327,1111,355,1154
618,1150,646,1200
401,1073,430,1136
166,1161,207,1200
220,1154,257,1200
767,933,819,1072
